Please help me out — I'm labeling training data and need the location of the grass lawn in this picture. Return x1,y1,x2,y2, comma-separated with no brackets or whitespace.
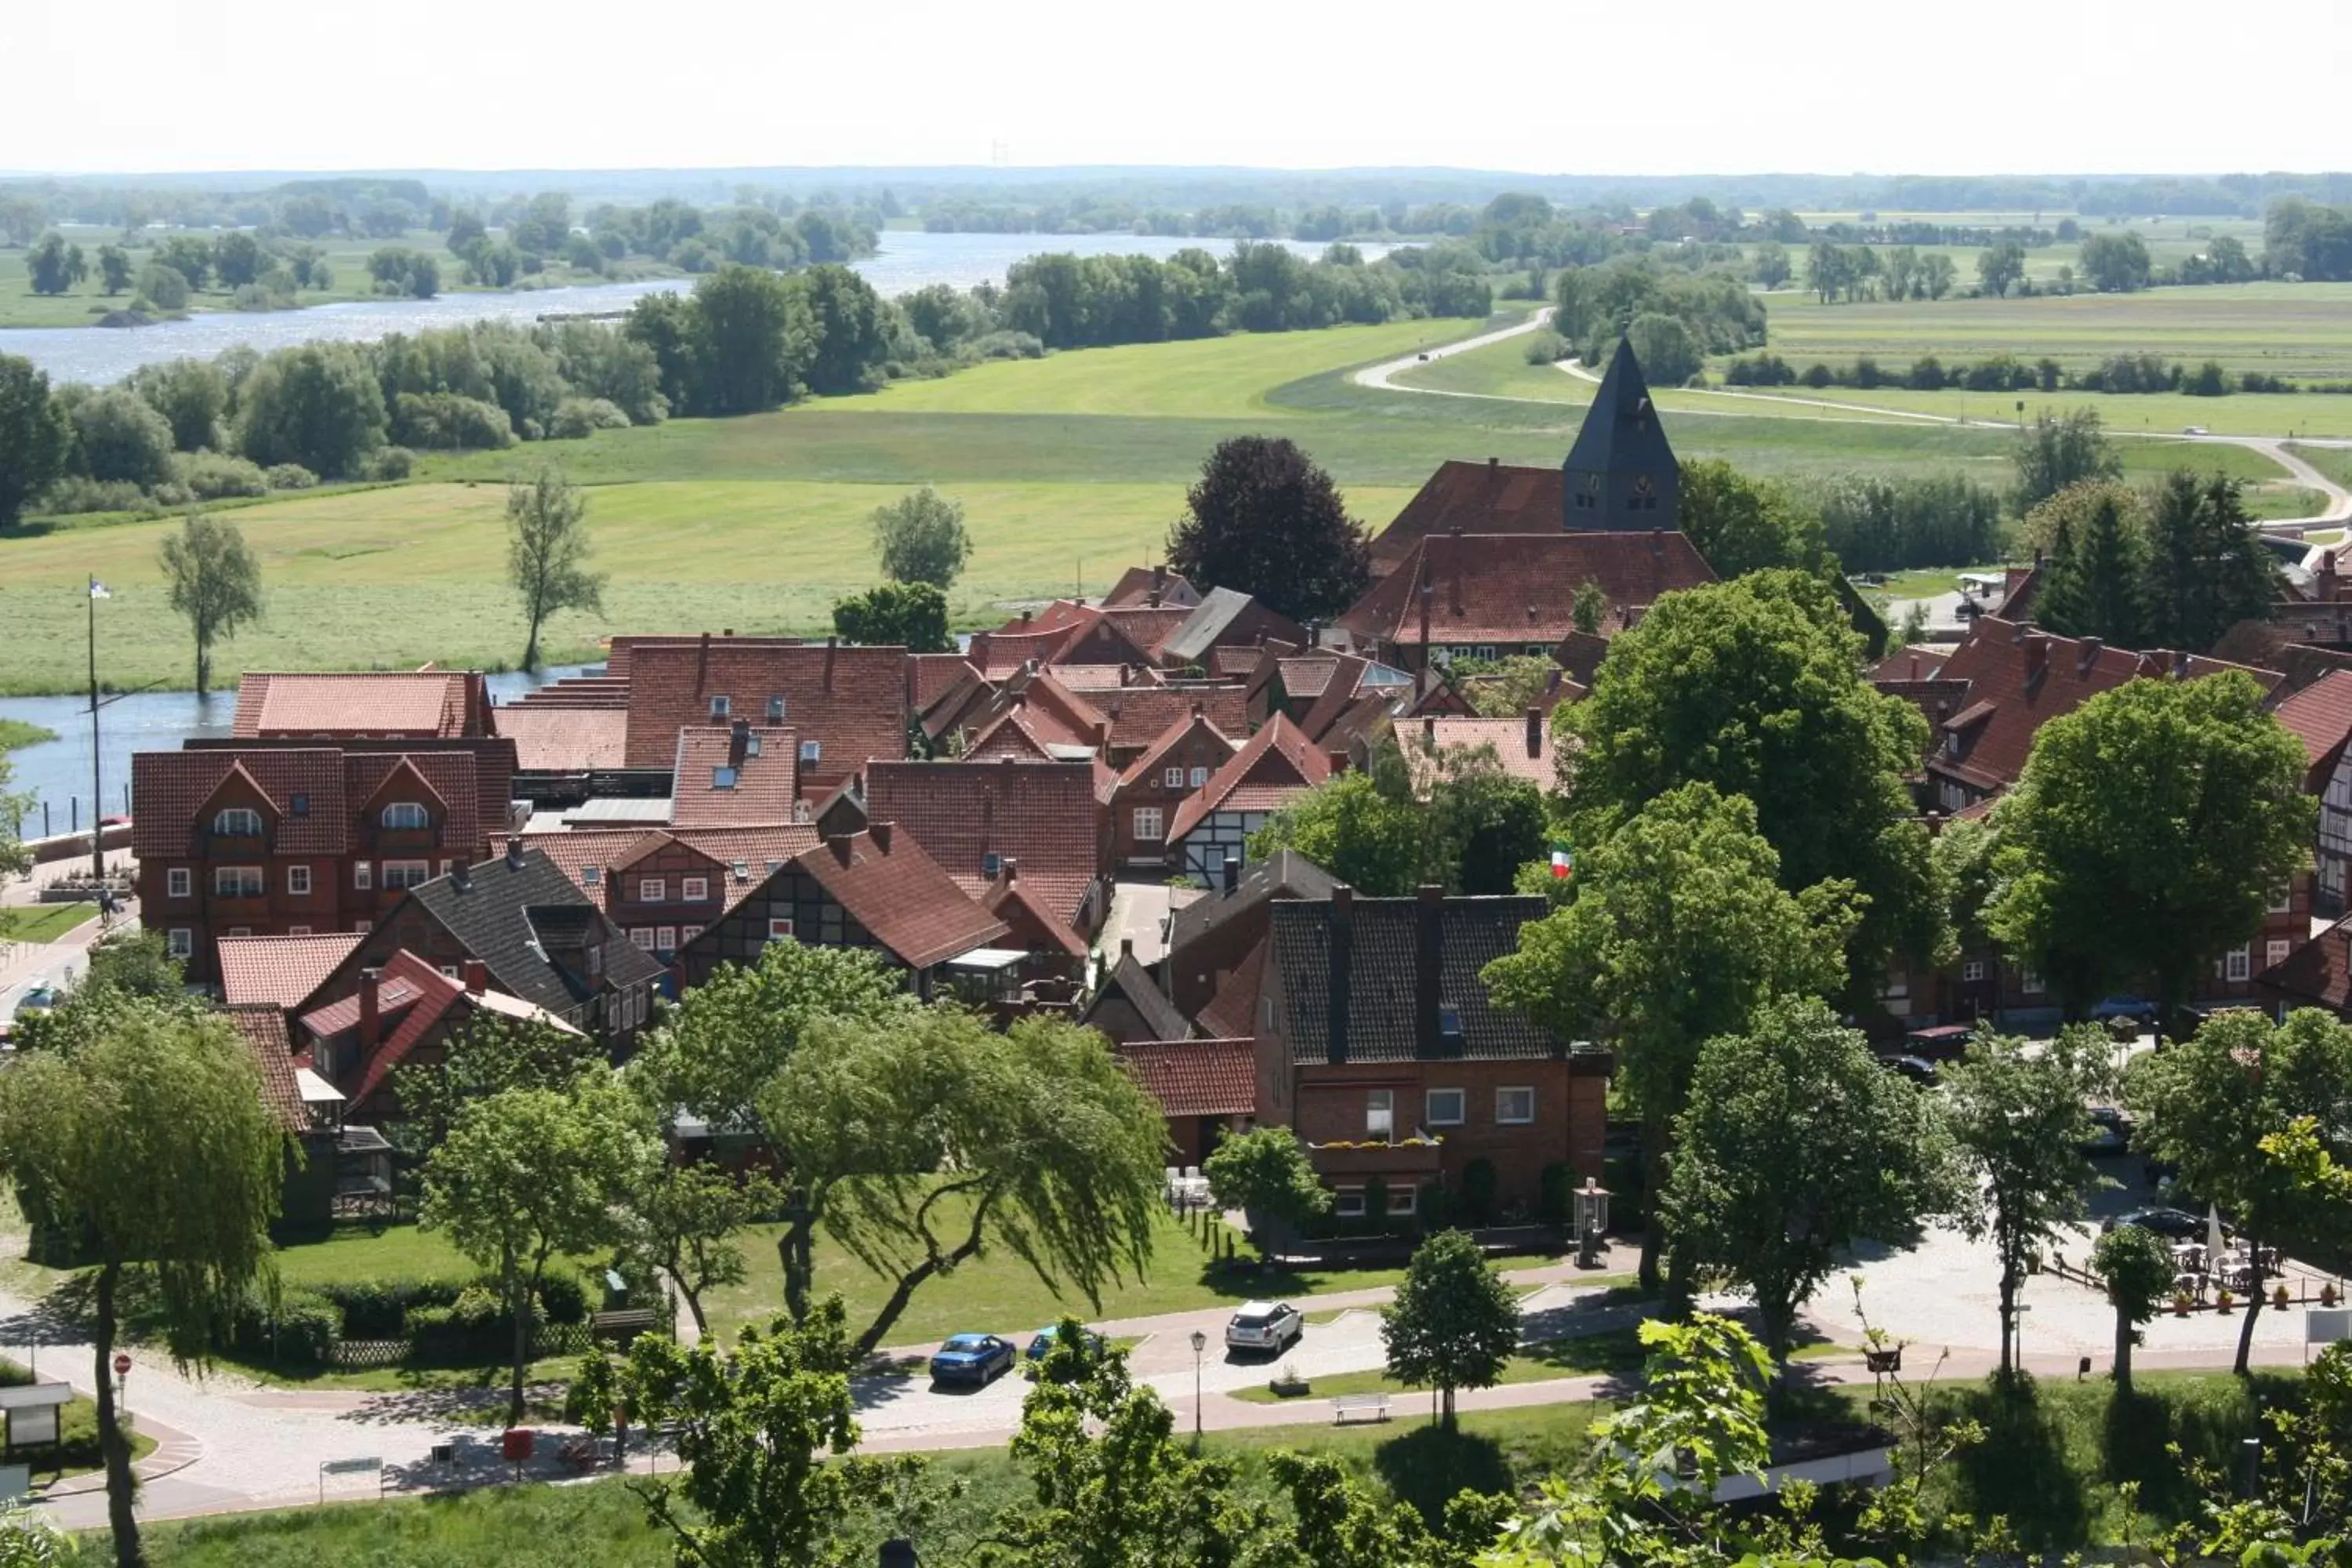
0,902,97,944
1871,562,2007,600
0,717,56,750
0,1356,158,1483
2290,443,2352,489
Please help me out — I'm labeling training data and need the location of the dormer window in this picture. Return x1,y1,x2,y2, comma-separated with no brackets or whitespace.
800,741,821,764
381,802,429,830
289,793,310,818
710,695,731,718
583,867,601,886
213,808,262,837
713,767,739,790
767,695,786,721
982,852,1002,878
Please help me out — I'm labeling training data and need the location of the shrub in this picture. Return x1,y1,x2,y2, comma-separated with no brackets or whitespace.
363,448,413,481
1522,328,1567,366
535,1266,590,1326
964,329,1045,361
405,1287,518,1365
135,263,190,312
264,462,319,490
1538,1161,1575,1225
319,1277,463,1339
546,397,632,440
1800,362,1835,389
172,451,269,499
390,391,515,452
36,477,154,517
227,1285,340,1367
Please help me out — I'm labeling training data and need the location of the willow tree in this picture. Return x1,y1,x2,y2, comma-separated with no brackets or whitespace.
0,1001,284,1568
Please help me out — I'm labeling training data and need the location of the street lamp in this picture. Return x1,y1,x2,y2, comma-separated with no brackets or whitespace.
1574,1177,1612,1269
1189,1330,1207,1446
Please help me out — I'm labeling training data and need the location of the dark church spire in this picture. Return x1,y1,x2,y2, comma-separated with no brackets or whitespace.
1561,336,1680,532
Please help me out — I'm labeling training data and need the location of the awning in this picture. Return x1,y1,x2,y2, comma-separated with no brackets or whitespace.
946,946,1027,971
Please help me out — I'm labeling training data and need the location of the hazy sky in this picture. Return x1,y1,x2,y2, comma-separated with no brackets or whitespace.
9,0,2349,176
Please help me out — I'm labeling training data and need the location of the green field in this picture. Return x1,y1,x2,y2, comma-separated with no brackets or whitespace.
0,902,98,944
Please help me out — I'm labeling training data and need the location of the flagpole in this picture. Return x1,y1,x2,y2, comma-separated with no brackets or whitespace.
89,578,104,890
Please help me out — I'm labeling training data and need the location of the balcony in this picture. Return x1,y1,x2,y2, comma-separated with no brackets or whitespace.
1305,1136,1445,1180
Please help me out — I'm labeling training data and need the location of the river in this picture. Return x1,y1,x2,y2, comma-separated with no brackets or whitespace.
0,230,1390,386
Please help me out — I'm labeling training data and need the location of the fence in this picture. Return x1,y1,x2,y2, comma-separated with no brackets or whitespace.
328,1322,594,1370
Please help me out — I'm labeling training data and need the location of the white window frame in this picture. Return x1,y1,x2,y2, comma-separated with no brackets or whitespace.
439,859,455,877
165,867,191,898
1189,765,1210,787
225,926,252,938
2267,938,2292,971
1132,806,1164,842
640,877,666,902
286,865,310,896
379,802,429,830
214,865,263,898
2269,884,2293,914
681,877,710,902
682,924,703,944
2226,945,2251,982
354,861,373,891
212,808,262,837
631,927,657,950
1496,1086,1535,1126
1366,1089,1393,1139
768,916,797,942
382,859,431,891
166,928,193,959
1962,959,1986,983
1163,766,1185,789
2019,967,2045,995
1425,1087,1466,1127
1334,1187,1367,1218
710,695,731,718
656,925,677,950
799,740,821,764
1387,1184,1419,1217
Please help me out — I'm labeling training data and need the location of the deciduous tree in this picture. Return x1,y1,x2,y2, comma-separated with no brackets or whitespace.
505,468,607,669
1677,459,1826,577
626,1160,781,1338
0,354,72,527
2012,408,2122,514
25,232,85,296
1165,435,1370,624
234,343,386,477
690,263,812,415
1976,241,2026,299
1381,1229,1521,1425
832,580,951,652
71,389,174,489
96,245,132,296
129,358,229,454
869,486,972,589
1249,770,1427,895
1202,1125,1331,1260
2091,1222,2176,1393
158,514,263,695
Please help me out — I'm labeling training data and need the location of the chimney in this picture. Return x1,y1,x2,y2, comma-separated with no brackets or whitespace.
1148,589,1162,608
1417,572,1433,662
824,635,837,692
827,833,855,866
1119,664,1131,687
1151,564,1165,592
1909,654,1920,679
723,629,734,637
869,820,892,852
1487,456,1498,474
2024,633,2050,682
505,838,525,872
1326,886,1354,1065
1221,855,1240,895
2077,637,2103,674
1422,715,1436,743
2010,619,2034,644
2172,649,2190,680
729,717,750,764
452,860,470,892
1414,884,1444,1058
696,630,710,692
1020,608,1034,626
1525,706,1542,758
1120,936,1133,960
462,960,488,995
358,967,382,1051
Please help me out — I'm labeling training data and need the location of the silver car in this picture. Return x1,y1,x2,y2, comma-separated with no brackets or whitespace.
1224,1300,1303,1354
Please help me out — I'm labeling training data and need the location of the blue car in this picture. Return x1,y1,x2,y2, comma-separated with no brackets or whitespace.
928,1334,1016,1386
1026,1326,1107,1361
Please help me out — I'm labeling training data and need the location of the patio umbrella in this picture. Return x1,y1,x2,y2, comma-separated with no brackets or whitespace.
2208,1203,2227,1258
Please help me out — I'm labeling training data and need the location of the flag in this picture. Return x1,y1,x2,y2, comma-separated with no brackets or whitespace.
88,579,111,600
1549,844,1573,880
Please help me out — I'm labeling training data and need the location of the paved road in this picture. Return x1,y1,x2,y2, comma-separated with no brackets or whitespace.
1352,307,1555,392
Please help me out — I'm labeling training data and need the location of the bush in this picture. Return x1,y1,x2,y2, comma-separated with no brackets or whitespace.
227,1285,341,1367
535,1266,590,1325
135,263,190,311
1538,1162,1575,1225
405,1287,519,1365
964,329,1045,361
363,448,413,481
318,1277,463,1340
390,391,515,451
264,462,319,490
172,451,269,499
35,477,154,517
72,387,177,488
546,397,632,440
1522,328,1567,366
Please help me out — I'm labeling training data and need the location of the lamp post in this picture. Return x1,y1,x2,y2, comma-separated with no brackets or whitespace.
1189,1330,1207,1447
1574,1177,1612,1269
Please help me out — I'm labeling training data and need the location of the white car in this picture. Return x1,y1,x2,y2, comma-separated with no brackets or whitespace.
1224,1300,1303,1353
2183,425,2209,436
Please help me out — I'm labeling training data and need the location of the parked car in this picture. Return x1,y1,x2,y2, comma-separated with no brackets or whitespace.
1225,1300,1303,1355
2102,1205,2207,1241
2079,1106,2132,1156
1902,1024,1975,1064
10,982,57,1020
2090,996,2157,1024
2183,425,2209,436
928,1334,1017,1386
1026,1325,1107,1361
1879,1053,1940,1086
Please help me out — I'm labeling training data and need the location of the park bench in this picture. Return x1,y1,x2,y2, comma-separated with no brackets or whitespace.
1330,1392,1391,1425
590,1308,661,1345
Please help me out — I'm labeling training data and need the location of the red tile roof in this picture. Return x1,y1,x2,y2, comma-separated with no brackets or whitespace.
795,827,1011,969
223,1005,305,1131
967,626,1087,677
515,826,822,903
620,640,908,775
298,973,428,1039
2270,670,2352,789
1168,714,1330,843
671,726,801,827
1118,713,1240,790
1098,606,1195,660
1369,461,1566,576
863,758,1105,933
909,655,985,711
1194,942,1267,1042
217,933,367,1010
1397,714,1558,792
1093,686,1250,754
235,672,480,738
493,707,628,771
1100,566,1202,610
1343,532,1717,648
1114,1038,1257,1118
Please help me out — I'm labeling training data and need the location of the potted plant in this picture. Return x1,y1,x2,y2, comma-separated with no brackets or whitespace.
1860,1325,1903,1375
2274,1283,2293,1311
1269,1359,1310,1398
2172,1289,2194,1317
2216,1287,2235,1316
2325,1283,2339,1308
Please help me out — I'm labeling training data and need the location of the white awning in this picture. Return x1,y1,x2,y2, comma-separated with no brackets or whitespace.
946,946,1026,971
295,1068,346,1105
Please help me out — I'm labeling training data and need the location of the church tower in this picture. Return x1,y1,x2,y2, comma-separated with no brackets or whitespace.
1561,336,1679,532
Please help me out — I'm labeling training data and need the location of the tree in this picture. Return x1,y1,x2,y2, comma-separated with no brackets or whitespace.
234,343,386,477
2091,1222,2176,1393
158,514,263,696
1624,312,1700,386
1749,241,1791,289
690,263,812,414
2032,486,2147,647
1570,579,1609,635
1203,1125,1331,1260
2140,470,2278,652
627,1160,780,1338
0,355,73,527
1483,783,1857,1291
1987,672,2312,1029
2012,408,2121,514
129,359,229,454
212,231,263,290
1427,746,1549,895
799,263,890,395
420,1075,657,1425
445,210,486,255
96,244,132,296
1561,570,1938,991
1249,771,1426,895
1677,459,1826,577
2128,1007,2352,1375
505,468,607,670
133,263,189,313
2079,231,2153,293
391,1012,604,1154
1941,1028,2110,1375
1919,252,1957,300
831,580,950,652
1976,241,2026,298
1662,996,1955,1366
70,389,174,489
1381,1229,1521,1426
869,487,972,589
25,232,84,296
153,235,213,291
1164,435,1371,624
614,1298,924,1568
0,1002,282,1568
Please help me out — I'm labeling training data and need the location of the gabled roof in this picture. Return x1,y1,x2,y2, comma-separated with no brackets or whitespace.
1118,712,1239,790
1093,686,1250,754
402,847,664,1013
955,667,1108,754
671,726,800,828
493,706,629,772
1397,714,1558,793
1269,894,1566,1064
2260,915,2352,1014
863,758,1104,932
217,932,366,1010
1563,336,1678,485
516,825,822,903
1098,606,1195,661
1343,532,1716,648
1168,714,1330,843
985,870,1092,958
132,750,347,858
1159,588,1303,668
1100,566,1203,610
1167,848,1339,955
1114,1038,1255,1119
790,828,1011,969
908,653,985,711
2270,669,2352,789
1081,951,1192,1044
620,639,907,773
1369,459,1566,577
223,1005,305,1132
236,671,480,739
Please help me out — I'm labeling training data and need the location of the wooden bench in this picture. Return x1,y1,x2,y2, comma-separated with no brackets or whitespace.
1330,1392,1391,1425
590,1308,661,1345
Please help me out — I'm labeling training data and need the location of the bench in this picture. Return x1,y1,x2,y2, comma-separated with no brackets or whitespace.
1330,1393,1391,1425
590,1308,661,1345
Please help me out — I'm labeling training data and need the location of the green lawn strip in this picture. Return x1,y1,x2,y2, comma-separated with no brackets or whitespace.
2245,485,2332,521
1868,562,2008,600
0,1356,158,1482
0,717,57,750
0,902,99,944
2288,444,2352,490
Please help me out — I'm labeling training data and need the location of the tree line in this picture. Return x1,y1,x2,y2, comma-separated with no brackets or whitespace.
1726,347,2316,397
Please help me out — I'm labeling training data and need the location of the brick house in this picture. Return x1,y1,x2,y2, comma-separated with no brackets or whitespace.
133,746,502,984
216,931,365,1011
863,757,1111,947
233,670,493,739
1163,848,1339,1027
1113,1038,1256,1167
619,635,909,793
512,826,819,964
673,825,1010,997
1080,945,1194,1046
1154,589,1308,674
299,840,665,1051
1253,887,1610,1221
670,722,801,828
1109,710,1240,869
1166,714,1330,882
1100,564,1202,610
1396,712,1559,796
2270,670,2352,914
